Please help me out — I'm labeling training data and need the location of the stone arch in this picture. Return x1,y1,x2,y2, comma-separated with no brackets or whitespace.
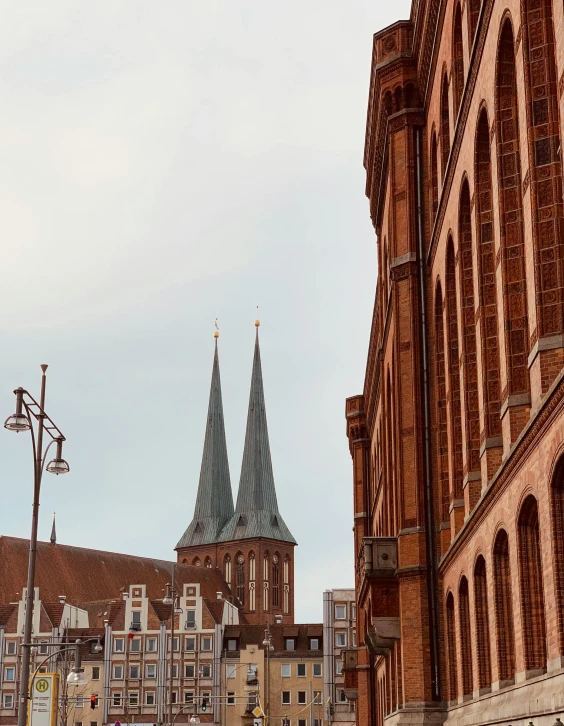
452,3,464,117
446,591,458,700
493,529,515,682
430,129,439,221
440,73,451,179
495,16,530,404
467,0,481,49
518,495,547,670
475,107,502,440
458,576,473,696
434,280,450,528
192,557,201,567
474,554,492,688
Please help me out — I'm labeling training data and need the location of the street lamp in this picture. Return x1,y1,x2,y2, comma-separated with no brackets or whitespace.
5,366,69,726
262,628,274,725
163,583,183,726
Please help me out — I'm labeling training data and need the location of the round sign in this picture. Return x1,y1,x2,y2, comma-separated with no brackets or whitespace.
115,721,121,726
36,679,49,693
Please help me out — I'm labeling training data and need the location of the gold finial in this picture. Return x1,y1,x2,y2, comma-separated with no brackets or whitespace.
214,318,219,339
255,306,260,327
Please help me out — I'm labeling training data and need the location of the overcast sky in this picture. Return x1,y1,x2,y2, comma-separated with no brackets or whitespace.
0,1,411,623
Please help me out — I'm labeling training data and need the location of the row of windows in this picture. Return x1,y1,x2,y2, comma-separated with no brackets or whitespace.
280,691,322,706
224,552,291,611
113,635,212,653
130,609,198,630
108,690,211,707
280,663,322,678
112,663,213,680
225,636,321,652
334,604,356,621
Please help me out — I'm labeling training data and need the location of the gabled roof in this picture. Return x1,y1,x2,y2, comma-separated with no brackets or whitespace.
176,340,234,549
218,329,296,544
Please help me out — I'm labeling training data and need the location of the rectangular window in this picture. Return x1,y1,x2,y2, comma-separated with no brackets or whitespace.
285,638,295,651
201,636,212,651
282,692,291,705
131,610,142,625
335,632,346,647
76,722,83,726
130,638,141,653
185,664,195,679
169,636,179,652
90,721,97,726
313,691,322,705
129,692,139,706
313,663,322,677
145,692,155,705
3,694,13,708
113,638,124,653
4,668,15,681
112,693,122,707
169,664,178,679
314,720,323,726
298,692,307,705
337,690,347,703
352,631,357,647
171,692,177,704
91,667,100,681
227,692,235,705
227,639,238,652
5,641,16,655
201,691,211,707
146,638,157,652
129,665,140,679
146,664,156,679
185,637,195,652
184,692,194,704
226,664,237,679
298,720,307,726
310,638,319,650
112,665,123,680
76,697,84,708
335,660,343,675
351,605,357,620
200,664,212,679
281,663,291,677
185,610,196,629
297,663,306,677
335,605,346,619
39,641,49,655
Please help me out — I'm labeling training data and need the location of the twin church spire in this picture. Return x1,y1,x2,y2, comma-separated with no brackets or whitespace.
176,324,295,551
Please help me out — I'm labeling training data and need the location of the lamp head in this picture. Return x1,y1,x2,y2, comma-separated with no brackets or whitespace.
46,438,70,475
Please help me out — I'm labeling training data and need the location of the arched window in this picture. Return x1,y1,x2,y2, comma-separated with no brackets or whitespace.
458,180,481,502
440,75,450,179
474,556,492,689
263,553,270,612
523,0,564,349
467,0,480,49
475,109,502,444
518,495,547,670
493,530,515,682
446,592,458,700
552,457,564,652
193,557,201,567
496,19,530,405
204,557,212,569
249,552,256,612
283,556,290,614
430,131,439,220
224,555,231,586
452,4,464,117
459,577,473,696
272,554,280,608
446,239,463,523
236,554,245,607
435,282,450,531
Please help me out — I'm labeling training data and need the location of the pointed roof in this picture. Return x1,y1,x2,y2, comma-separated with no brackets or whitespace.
218,327,296,544
176,340,235,549
50,512,57,545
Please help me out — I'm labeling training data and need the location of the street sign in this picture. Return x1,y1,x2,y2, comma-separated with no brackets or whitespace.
252,706,264,718
29,673,58,726
253,719,263,726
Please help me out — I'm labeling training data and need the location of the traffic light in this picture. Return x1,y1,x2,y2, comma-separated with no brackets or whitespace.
90,695,98,710
201,697,208,712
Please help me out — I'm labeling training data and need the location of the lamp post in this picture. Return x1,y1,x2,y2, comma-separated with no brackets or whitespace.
163,583,182,726
4,366,69,726
262,628,274,725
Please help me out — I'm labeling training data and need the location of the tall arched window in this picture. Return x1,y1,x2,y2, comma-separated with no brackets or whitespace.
446,239,463,518
446,592,458,700
204,556,212,569
552,456,564,653
459,577,473,696
236,554,245,607
249,552,256,612
474,555,492,689
263,553,270,612
518,495,547,670
431,131,439,220
475,109,502,443
272,554,280,608
440,75,450,179
452,4,464,117
467,0,480,49
493,530,515,682
458,180,480,497
496,18,530,405
283,556,290,614
523,0,564,349
435,282,450,530
224,555,232,587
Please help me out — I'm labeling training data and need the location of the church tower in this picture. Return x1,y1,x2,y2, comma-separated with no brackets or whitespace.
176,323,297,624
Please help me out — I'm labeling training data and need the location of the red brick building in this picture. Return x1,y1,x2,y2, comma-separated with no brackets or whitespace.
344,1,564,726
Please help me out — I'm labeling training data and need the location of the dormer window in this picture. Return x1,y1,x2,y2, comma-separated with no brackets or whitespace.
227,639,238,652
285,638,295,651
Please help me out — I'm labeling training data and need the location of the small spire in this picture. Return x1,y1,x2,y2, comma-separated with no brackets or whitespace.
214,318,219,339
50,511,57,545
255,306,260,330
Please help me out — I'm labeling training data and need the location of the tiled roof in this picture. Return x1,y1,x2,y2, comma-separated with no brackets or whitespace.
0,604,17,627
218,331,296,544
0,536,232,606
176,341,235,549
224,623,322,657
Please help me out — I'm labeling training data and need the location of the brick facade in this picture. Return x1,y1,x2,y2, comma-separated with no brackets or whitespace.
345,1,564,725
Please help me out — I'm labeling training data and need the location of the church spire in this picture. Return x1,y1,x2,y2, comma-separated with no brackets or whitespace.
50,511,57,545
219,322,296,544
176,335,234,549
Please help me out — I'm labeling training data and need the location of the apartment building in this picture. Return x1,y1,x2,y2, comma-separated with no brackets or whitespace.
322,591,355,726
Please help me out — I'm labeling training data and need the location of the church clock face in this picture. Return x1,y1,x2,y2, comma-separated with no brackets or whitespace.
273,556,278,564
238,555,244,564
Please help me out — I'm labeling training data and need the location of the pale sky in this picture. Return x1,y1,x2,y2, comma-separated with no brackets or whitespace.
0,0,412,623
